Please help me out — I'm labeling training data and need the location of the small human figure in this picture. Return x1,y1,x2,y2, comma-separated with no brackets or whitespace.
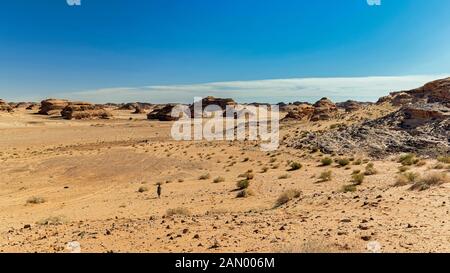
157,184,162,198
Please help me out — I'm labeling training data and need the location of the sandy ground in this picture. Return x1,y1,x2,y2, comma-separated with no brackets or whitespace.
0,108,449,253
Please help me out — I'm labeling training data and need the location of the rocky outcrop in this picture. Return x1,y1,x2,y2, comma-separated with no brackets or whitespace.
336,100,371,112
287,103,450,158
0,99,13,112
311,98,338,121
38,99,69,115
147,104,184,121
282,104,315,121
378,77,450,106
119,102,153,111
189,96,237,118
26,103,39,110
61,102,112,120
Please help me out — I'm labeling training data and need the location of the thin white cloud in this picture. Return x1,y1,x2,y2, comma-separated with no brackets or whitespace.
62,75,448,104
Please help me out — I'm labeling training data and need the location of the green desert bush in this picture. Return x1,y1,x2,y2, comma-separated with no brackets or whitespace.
236,179,250,189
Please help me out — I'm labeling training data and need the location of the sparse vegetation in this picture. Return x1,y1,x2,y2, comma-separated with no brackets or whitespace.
288,162,302,171
26,196,46,204
199,173,211,180
399,153,420,166
394,172,420,187
318,170,332,182
409,172,449,191
351,173,365,185
36,216,66,225
213,176,225,183
337,158,350,167
236,179,250,189
321,157,333,166
364,163,378,175
341,184,357,193
278,174,290,180
274,189,301,208
437,156,450,164
166,207,191,217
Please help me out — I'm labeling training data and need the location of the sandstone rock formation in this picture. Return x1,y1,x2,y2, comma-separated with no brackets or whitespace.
119,102,153,111
0,99,13,112
38,99,69,115
378,77,450,106
189,96,237,118
147,104,184,121
311,98,338,121
282,103,315,121
336,100,368,112
61,102,112,120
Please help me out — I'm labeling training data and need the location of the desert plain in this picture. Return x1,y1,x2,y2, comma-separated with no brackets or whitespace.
0,78,449,253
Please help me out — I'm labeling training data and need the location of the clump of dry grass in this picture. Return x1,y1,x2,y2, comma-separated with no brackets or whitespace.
409,172,449,191
36,216,66,226
394,172,421,187
166,207,191,217
364,163,378,175
274,189,301,208
341,184,357,193
398,153,420,166
26,196,46,205
351,173,365,185
199,173,211,180
276,240,332,253
318,170,332,182
278,174,290,180
437,156,450,164
213,177,225,183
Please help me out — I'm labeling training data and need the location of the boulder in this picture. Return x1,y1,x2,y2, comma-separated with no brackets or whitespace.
38,99,69,115
336,100,364,112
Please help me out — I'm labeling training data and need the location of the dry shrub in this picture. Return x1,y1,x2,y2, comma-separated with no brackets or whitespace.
318,170,332,182
213,177,225,183
236,189,254,198
274,189,301,208
409,172,449,191
26,196,46,204
394,172,420,187
236,179,250,189
166,207,191,217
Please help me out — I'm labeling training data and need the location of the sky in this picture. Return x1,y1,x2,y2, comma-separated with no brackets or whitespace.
0,0,449,103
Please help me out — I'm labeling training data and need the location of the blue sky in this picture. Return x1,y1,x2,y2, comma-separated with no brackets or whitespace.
0,0,449,103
